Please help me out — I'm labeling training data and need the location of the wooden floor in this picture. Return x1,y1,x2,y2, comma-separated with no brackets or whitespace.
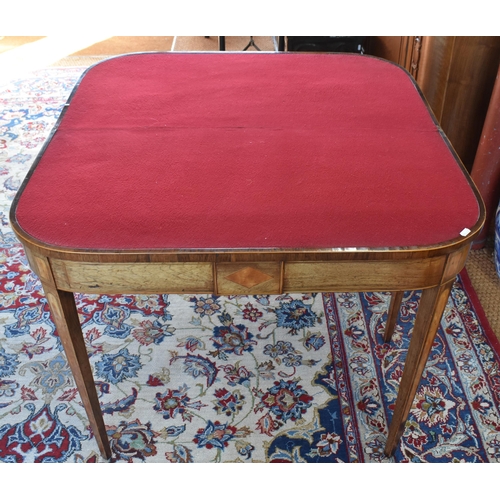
1,35,499,343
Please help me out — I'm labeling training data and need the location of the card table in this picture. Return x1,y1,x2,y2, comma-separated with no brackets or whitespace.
10,52,484,460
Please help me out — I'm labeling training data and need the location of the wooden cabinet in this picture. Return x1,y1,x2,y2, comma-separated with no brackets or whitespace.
367,36,500,173
366,36,422,78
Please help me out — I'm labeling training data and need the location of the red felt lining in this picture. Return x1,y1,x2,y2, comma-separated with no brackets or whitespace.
15,53,480,250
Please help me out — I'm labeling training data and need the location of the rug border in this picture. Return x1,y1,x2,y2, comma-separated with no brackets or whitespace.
459,269,500,359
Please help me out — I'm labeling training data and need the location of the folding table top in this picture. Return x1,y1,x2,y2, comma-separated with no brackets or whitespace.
12,52,481,251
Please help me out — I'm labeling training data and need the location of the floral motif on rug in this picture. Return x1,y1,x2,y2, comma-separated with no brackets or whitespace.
1,67,500,463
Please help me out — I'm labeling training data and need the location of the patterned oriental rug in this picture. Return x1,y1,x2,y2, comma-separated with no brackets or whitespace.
1,67,500,463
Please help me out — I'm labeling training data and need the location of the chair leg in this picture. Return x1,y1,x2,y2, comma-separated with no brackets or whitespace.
242,36,261,51
384,280,454,456
384,291,404,343
43,283,112,459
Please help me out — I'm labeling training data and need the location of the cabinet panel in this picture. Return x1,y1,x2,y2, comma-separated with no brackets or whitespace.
438,37,500,170
368,36,500,172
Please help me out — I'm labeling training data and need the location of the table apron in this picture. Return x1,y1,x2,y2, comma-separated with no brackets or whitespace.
46,256,449,295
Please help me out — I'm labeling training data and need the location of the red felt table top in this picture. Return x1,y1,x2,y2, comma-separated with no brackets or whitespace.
14,52,481,251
